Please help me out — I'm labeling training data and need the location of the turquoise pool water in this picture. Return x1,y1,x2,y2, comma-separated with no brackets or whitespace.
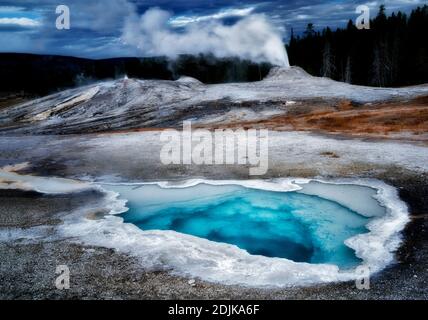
108,182,382,268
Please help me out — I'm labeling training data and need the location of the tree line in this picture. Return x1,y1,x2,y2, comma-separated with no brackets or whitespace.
287,5,428,87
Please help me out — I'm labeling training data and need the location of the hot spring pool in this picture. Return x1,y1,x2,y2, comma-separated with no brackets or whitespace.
0,167,409,287
105,180,387,269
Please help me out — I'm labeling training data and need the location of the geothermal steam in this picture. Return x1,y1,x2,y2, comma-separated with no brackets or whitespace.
122,8,290,67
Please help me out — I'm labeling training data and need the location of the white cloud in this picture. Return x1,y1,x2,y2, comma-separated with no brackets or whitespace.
0,6,26,13
169,7,256,27
0,17,40,27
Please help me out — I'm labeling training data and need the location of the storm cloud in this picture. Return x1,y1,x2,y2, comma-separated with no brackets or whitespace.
0,0,425,58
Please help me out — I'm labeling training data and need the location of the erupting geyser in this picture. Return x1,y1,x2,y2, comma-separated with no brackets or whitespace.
122,8,290,67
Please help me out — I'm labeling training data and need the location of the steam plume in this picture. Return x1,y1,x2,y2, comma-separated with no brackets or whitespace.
122,8,290,67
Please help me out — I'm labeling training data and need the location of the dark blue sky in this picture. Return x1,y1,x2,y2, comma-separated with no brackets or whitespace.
0,0,424,58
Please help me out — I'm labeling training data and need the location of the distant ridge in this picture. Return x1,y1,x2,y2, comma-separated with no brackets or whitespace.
0,53,272,96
